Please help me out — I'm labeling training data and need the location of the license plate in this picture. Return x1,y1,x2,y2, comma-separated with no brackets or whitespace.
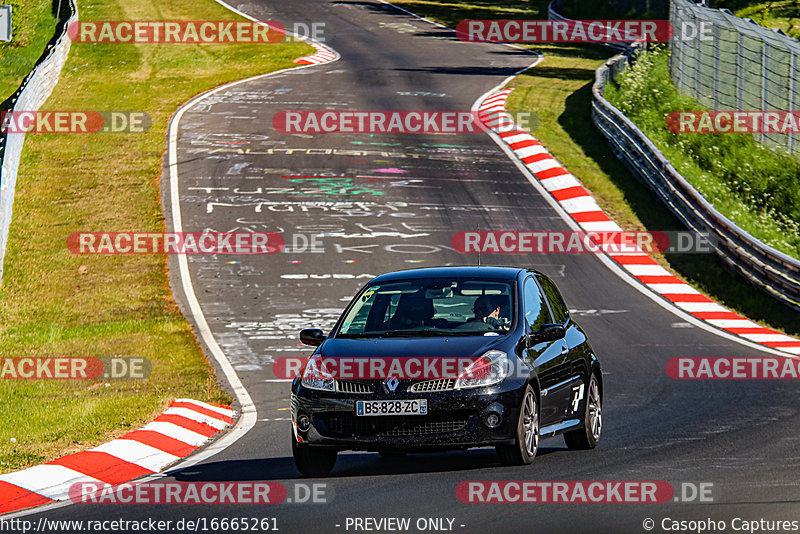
356,399,428,416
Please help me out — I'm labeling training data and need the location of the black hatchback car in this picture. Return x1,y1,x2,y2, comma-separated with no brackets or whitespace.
290,266,602,476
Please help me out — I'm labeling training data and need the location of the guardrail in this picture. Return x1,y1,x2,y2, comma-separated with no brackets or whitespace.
0,0,77,285
592,51,800,312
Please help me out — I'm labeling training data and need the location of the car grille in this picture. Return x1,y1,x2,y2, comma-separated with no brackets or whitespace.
319,413,470,437
408,379,455,393
335,380,374,394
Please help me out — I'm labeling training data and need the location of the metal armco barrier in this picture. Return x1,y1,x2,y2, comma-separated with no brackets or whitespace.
0,0,78,285
592,51,800,312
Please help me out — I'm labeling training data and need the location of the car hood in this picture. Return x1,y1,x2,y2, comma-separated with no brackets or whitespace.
317,336,507,359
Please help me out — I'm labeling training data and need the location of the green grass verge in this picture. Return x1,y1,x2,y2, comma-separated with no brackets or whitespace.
0,0,59,107
718,1,800,39
389,0,800,336
0,0,311,472
605,46,800,260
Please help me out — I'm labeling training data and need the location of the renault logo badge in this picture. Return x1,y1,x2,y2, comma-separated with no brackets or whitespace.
385,376,399,392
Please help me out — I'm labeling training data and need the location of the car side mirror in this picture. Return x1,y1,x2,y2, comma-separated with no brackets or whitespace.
300,328,326,346
527,323,566,345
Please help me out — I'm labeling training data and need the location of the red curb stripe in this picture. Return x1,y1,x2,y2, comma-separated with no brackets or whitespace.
499,129,527,138
153,414,218,437
170,401,233,423
478,111,500,121
0,481,53,514
509,139,541,150
691,311,743,320
48,451,153,484
661,294,715,303
636,275,684,284
763,341,800,347
483,93,510,104
535,167,570,180
572,211,611,223
551,186,590,201
521,152,553,165
725,327,779,335
611,254,659,265
121,430,199,458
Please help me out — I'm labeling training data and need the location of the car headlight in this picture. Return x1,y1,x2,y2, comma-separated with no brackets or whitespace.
454,350,509,390
301,354,335,391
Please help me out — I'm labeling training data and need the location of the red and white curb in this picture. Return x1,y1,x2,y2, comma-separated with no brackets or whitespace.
0,399,234,515
478,89,800,357
293,40,338,65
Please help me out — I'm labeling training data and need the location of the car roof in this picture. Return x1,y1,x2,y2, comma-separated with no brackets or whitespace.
370,266,536,284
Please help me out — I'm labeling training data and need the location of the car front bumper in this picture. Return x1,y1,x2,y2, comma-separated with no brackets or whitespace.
290,378,526,451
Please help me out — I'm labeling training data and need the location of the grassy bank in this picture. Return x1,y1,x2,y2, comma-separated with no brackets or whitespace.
0,0,310,472
0,0,59,107
605,47,800,260
390,0,800,335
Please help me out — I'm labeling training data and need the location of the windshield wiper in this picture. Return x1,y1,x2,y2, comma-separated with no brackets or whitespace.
379,330,474,337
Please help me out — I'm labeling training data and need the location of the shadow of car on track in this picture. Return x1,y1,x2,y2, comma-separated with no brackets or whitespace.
170,447,564,481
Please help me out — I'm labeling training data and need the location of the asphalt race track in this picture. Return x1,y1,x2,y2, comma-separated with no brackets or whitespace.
22,1,800,532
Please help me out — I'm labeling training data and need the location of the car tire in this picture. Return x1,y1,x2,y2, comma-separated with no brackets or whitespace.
496,384,538,465
292,428,337,477
564,372,602,450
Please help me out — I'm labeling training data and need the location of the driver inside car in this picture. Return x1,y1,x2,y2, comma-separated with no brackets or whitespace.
470,295,503,329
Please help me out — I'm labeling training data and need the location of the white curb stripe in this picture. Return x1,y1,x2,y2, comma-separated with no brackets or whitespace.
505,134,537,145
741,333,799,342
647,283,701,294
174,398,234,417
516,144,551,160
674,302,730,312
706,319,762,329
90,440,180,473
580,221,624,232
0,465,103,501
164,407,228,430
527,158,563,173
622,264,673,276
540,174,580,191
560,196,601,213
139,421,210,447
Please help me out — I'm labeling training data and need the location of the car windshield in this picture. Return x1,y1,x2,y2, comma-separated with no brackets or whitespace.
336,278,514,338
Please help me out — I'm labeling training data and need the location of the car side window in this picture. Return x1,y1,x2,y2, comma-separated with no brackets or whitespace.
537,275,570,325
523,277,551,331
